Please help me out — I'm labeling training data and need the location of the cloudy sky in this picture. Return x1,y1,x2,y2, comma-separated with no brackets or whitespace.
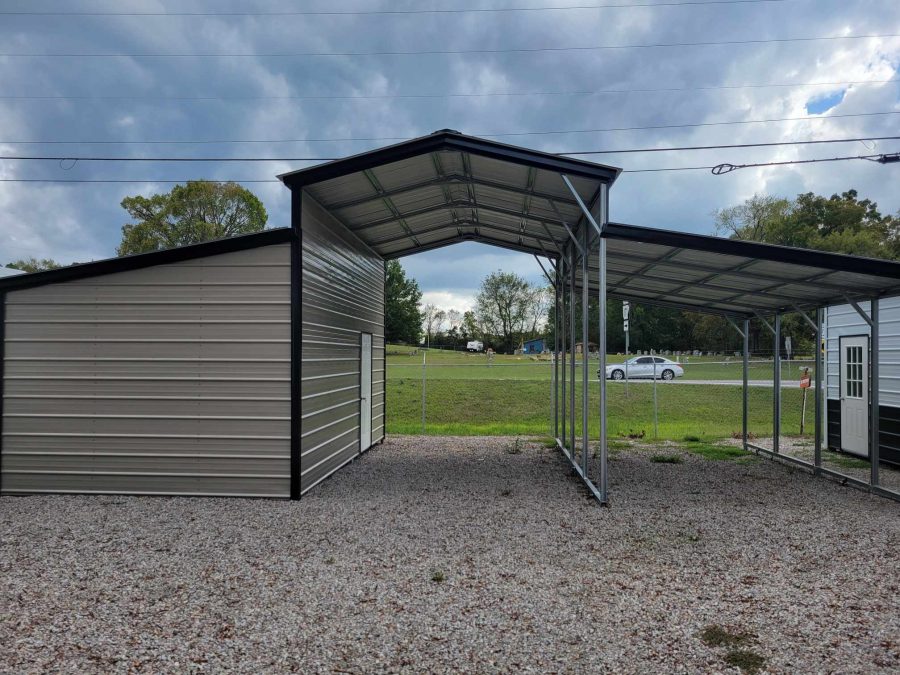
1,0,898,312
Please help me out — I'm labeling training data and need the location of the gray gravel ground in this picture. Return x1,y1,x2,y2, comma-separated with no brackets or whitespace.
2,435,899,673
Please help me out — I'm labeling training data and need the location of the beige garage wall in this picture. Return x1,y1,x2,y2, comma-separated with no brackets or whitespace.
300,193,386,494
1,243,291,497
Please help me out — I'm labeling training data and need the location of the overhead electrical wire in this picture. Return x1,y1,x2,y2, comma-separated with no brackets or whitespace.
1,135,896,163
0,0,795,17
0,111,895,146
2,33,896,58
1,78,896,103
1,151,897,182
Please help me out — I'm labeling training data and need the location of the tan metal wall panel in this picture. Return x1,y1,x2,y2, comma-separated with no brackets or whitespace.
1,243,291,497
300,192,385,494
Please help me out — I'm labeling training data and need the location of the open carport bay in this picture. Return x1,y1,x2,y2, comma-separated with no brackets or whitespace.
1,436,898,673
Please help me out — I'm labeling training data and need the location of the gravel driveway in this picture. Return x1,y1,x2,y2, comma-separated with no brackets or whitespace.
2,436,899,673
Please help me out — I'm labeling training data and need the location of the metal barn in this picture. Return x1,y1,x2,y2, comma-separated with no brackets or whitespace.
824,297,900,467
2,130,900,502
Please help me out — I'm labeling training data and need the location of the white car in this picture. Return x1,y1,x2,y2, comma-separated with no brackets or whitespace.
602,356,684,381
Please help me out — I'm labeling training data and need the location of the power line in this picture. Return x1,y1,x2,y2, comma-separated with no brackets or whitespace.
1,151,896,182
1,78,895,103
3,110,890,146
2,33,896,58
566,136,900,155
2,135,896,163
0,0,793,17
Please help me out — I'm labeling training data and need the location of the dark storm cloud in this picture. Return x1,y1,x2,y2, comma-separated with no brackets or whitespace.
1,0,898,306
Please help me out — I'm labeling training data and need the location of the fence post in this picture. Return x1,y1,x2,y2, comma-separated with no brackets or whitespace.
652,350,658,439
421,350,426,435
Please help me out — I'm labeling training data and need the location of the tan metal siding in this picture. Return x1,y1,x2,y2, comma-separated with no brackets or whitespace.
301,193,385,494
1,243,291,497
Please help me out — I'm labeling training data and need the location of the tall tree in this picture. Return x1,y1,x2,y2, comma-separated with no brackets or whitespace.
475,270,533,353
422,303,442,348
384,260,423,345
118,181,267,255
5,258,62,273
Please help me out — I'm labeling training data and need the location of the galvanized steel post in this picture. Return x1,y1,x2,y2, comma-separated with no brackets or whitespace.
598,184,609,502
560,251,567,447
871,298,880,486
569,245,576,455
581,216,589,474
553,264,560,439
773,312,781,454
814,307,823,472
743,318,749,451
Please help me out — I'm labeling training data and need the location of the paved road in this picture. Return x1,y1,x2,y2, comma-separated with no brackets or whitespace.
603,378,802,387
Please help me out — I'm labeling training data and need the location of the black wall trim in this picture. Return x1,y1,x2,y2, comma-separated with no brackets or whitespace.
289,192,302,500
605,222,900,282
0,228,293,294
278,130,620,189
826,398,900,467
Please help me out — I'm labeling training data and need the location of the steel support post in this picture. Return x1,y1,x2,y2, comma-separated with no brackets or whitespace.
569,245,576,455
598,228,608,502
773,312,781,453
871,298,880,486
560,251,566,446
743,319,749,451
581,218,589,473
553,264,559,439
814,307,823,471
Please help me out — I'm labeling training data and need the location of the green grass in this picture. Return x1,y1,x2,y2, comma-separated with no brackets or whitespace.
824,452,871,470
681,441,753,461
386,345,814,382
386,377,809,440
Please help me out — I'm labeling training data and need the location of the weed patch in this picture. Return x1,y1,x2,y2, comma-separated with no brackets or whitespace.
506,437,523,455
698,625,755,649
650,454,683,464
431,570,445,583
825,452,870,470
683,442,750,461
724,649,766,674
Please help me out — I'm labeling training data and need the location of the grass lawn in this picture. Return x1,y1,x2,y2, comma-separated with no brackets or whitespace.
386,376,809,440
386,345,814,382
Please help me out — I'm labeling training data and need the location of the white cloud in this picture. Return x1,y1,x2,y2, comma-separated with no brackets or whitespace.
421,290,475,314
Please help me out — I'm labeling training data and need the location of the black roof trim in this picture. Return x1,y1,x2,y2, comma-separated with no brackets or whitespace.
278,130,621,188
0,228,294,292
605,222,900,280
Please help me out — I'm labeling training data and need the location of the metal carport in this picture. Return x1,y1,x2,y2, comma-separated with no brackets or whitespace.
281,129,900,504
2,129,899,501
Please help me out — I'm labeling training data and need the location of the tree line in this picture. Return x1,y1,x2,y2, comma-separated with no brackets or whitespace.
7,184,896,358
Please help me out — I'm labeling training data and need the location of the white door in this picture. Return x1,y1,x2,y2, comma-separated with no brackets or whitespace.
360,333,372,452
840,336,868,457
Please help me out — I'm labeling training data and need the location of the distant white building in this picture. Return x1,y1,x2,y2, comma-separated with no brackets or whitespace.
0,267,25,278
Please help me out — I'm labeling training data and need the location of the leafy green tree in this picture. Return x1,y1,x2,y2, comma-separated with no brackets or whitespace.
118,181,267,255
715,189,899,355
714,189,897,258
5,258,62,273
384,260,423,345
475,270,534,353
